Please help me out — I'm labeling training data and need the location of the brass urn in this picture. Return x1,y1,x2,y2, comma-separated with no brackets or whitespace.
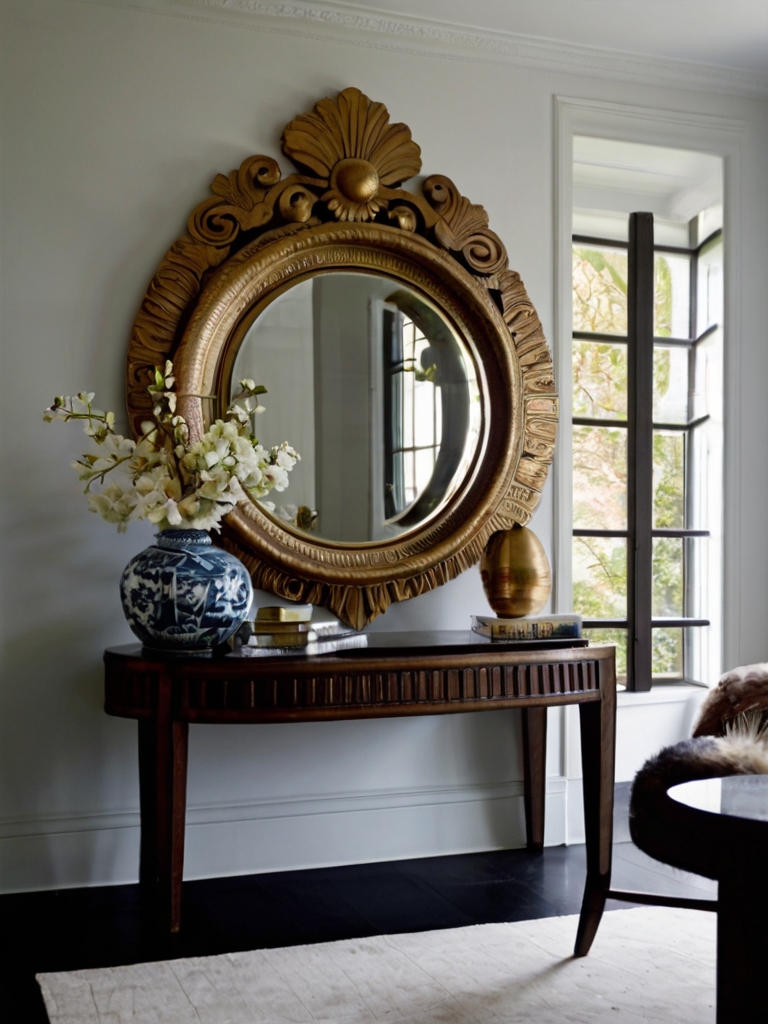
480,526,552,618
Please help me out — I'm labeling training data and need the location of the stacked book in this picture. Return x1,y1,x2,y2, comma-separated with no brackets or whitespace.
233,605,367,656
471,613,582,641
251,604,314,647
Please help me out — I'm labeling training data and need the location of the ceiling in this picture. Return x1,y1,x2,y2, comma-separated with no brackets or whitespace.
320,0,768,75
573,137,723,223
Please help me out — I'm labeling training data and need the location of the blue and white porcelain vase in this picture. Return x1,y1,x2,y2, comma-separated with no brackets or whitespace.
119,530,253,652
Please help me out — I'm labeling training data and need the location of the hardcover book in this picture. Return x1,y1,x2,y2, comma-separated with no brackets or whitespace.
471,614,582,641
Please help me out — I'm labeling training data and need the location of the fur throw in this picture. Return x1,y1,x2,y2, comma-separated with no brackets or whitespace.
693,661,768,738
633,733,768,795
628,734,768,880
630,663,768,879
634,661,768,786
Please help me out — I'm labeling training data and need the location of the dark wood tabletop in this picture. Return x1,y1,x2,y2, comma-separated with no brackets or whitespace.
104,632,598,724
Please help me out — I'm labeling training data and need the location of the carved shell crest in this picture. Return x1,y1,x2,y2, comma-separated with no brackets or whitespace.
282,87,422,222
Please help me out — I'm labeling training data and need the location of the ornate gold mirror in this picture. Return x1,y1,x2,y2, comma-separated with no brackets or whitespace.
126,88,557,629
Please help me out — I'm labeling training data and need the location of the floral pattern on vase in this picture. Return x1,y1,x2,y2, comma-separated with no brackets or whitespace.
120,530,253,651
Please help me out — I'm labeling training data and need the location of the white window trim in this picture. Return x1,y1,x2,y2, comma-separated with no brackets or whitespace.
553,96,747,678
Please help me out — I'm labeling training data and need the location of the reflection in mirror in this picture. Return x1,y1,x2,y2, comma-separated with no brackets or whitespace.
231,273,481,543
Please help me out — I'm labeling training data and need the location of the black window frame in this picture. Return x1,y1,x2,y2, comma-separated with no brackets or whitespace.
382,307,442,522
572,212,721,691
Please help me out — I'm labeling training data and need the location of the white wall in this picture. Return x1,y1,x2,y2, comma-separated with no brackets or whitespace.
313,274,387,541
235,278,317,514
2,0,767,892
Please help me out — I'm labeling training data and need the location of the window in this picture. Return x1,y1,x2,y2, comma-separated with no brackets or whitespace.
382,309,442,519
572,212,723,691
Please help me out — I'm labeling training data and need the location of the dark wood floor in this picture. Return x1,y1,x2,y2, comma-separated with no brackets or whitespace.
2,837,716,1023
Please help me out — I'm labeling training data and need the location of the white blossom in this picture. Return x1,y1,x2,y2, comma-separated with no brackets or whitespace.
45,362,299,533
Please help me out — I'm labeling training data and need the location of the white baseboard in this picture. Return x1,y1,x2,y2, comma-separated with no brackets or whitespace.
0,778,569,893
2,689,702,892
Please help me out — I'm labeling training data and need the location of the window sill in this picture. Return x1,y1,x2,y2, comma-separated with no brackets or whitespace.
617,682,708,708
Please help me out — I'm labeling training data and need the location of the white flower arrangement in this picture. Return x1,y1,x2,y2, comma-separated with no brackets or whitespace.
44,361,300,532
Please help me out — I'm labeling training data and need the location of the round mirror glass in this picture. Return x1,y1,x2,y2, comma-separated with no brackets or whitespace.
230,272,481,542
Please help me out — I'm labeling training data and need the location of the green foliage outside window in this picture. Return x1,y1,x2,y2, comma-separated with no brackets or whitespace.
573,248,627,335
583,628,628,679
572,246,686,678
654,255,673,337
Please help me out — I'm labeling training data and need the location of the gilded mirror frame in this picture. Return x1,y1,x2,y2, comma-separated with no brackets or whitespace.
126,88,557,629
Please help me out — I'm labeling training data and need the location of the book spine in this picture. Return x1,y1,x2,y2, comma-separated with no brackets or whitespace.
473,620,582,640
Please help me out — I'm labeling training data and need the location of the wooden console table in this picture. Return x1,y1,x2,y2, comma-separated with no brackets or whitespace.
104,632,616,955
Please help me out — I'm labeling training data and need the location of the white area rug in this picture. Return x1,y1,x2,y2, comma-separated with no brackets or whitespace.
38,907,716,1023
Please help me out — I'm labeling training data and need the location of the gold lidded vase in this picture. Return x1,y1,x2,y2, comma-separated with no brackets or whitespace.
480,526,552,618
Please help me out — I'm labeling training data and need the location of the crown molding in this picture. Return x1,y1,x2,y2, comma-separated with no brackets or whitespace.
132,0,768,99
68,0,768,98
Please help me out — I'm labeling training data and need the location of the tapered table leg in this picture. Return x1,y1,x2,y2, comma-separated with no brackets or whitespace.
521,706,547,851
574,666,616,957
138,669,188,934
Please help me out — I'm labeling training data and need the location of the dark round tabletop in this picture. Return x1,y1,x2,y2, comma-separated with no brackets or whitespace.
669,774,768,823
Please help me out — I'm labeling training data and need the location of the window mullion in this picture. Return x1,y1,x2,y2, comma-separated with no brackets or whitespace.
626,212,655,692
684,224,699,675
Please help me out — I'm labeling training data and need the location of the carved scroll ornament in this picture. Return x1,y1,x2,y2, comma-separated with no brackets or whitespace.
126,88,557,629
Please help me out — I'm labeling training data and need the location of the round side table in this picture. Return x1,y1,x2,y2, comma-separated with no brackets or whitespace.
634,772,768,1024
